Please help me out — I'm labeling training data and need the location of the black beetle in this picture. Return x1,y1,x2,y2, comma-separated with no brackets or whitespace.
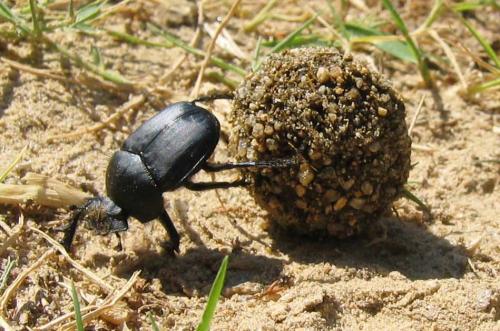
62,99,294,253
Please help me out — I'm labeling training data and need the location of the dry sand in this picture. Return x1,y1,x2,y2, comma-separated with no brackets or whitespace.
0,1,498,330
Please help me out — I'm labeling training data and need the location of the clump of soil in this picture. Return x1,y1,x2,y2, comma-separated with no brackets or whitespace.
230,47,411,237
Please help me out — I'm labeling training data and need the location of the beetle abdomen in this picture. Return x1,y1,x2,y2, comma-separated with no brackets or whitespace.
122,102,220,190
106,151,164,222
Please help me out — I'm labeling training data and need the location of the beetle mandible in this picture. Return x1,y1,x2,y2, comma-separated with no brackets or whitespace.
62,99,294,253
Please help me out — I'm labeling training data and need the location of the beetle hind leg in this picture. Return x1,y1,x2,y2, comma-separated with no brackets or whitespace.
183,179,248,191
158,210,180,255
203,158,297,172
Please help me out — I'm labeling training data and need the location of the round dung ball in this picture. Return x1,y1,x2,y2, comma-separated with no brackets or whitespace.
229,47,411,238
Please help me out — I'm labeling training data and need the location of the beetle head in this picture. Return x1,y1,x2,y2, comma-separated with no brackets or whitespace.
62,196,128,251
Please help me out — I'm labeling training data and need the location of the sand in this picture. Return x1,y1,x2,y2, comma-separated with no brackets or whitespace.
0,1,498,330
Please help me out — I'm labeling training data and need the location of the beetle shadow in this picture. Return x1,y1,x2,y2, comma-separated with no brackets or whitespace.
268,215,469,280
112,245,285,296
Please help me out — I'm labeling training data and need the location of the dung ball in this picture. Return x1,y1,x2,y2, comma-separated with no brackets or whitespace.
229,47,412,238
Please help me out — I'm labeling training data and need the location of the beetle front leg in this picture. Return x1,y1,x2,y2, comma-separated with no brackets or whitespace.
203,158,297,172
159,210,180,254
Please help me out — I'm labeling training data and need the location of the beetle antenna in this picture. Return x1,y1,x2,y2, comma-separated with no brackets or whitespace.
193,92,234,103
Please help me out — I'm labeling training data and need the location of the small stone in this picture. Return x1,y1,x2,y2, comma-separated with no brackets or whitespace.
295,184,306,197
316,66,330,83
298,164,315,186
476,289,494,311
349,198,365,209
361,181,374,195
377,107,388,117
323,189,340,203
334,197,348,211
264,125,274,136
252,123,265,138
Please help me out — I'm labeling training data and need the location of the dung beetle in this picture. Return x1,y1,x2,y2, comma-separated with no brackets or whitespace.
62,98,294,253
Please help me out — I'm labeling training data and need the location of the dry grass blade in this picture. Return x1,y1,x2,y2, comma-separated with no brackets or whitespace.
0,214,25,256
36,305,98,331
30,227,114,294
408,95,426,136
428,29,467,89
0,57,70,81
0,315,13,331
47,94,145,141
59,271,140,331
0,248,55,313
191,0,242,98
0,173,90,208
204,23,248,60
0,145,27,183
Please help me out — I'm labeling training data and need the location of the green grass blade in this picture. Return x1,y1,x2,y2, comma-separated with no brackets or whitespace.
68,0,75,20
419,0,444,30
453,0,499,12
90,45,103,67
72,0,105,27
148,312,161,331
29,0,42,37
326,0,346,35
243,0,278,32
382,0,432,87
196,256,229,331
148,23,246,76
402,188,430,212
105,29,172,47
467,76,500,94
459,17,500,68
345,22,417,63
45,37,132,85
270,15,317,54
0,2,31,35
251,36,263,71
70,281,85,331
0,257,16,295
0,145,27,183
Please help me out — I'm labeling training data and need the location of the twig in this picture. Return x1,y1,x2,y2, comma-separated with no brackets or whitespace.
191,0,242,98
408,94,425,136
59,271,140,331
0,249,55,313
47,95,145,141
30,227,114,294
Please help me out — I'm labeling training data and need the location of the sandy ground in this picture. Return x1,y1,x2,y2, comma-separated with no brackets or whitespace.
0,1,499,330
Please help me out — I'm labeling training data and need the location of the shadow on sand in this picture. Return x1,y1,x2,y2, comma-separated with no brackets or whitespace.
269,215,468,280
107,214,468,296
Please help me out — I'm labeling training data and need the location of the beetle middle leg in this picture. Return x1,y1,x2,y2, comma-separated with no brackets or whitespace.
158,210,180,254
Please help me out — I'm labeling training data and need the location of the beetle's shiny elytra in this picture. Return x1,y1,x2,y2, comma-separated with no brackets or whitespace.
62,100,295,254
